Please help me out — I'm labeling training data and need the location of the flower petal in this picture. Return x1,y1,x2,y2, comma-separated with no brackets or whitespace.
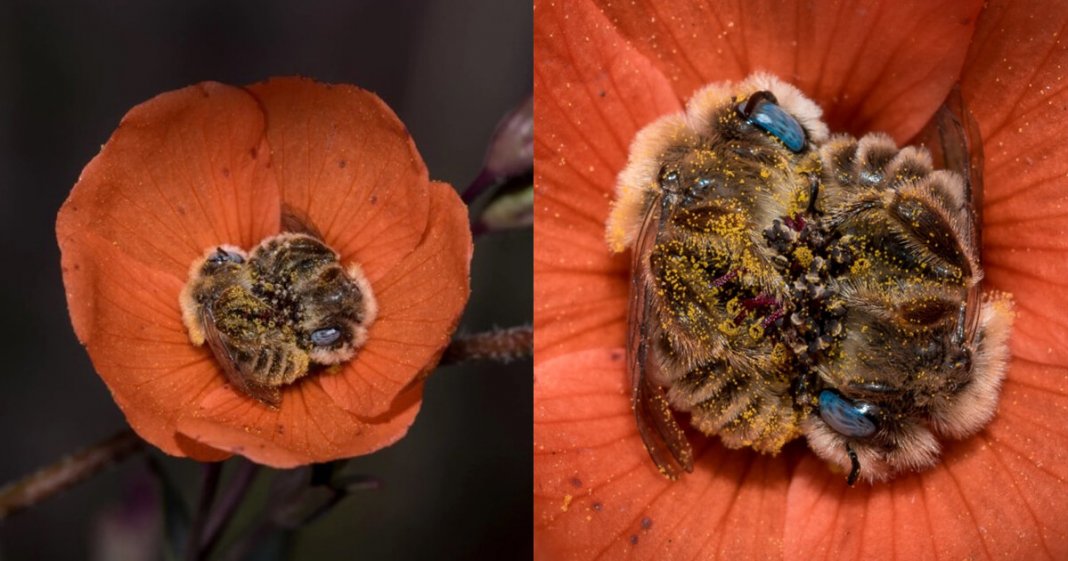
244,77,432,285
962,0,1068,367
175,379,423,468
534,0,681,364
535,348,791,560
58,233,229,460
593,0,981,141
57,81,281,282
319,181,472,417
784,357,1068,560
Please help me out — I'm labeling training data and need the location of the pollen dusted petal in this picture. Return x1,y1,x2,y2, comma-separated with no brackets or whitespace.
57,81,282,282
785,363,1068,561
60,234,231,461
534,349,791,561
245,77,432,285
783,359,1068,559
534,0,681,364
592,0,981,142
175,379,423,468
962,0,1068,368
535,1,1068,559
319,181,471,417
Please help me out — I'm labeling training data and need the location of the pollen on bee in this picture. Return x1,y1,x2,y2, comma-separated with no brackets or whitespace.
612,72,1012,484
178,233,376,406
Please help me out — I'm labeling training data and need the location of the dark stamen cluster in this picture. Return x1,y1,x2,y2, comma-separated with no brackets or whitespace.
763,202,854,398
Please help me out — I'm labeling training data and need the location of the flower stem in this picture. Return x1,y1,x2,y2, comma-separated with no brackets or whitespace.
185,462,223,561
462,168,497,204
198,460,259,559
440,325,532,365
0,429,142,520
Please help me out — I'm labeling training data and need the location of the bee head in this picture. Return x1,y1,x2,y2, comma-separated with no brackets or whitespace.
199,246,247,275
805,387,941,484
685,73,829,153
305,323,358,365
734,90,808,153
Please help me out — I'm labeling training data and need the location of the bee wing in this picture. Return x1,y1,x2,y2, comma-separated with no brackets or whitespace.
918,86,986,346
200,306,281,407
628,194,694,478
280,203,325,240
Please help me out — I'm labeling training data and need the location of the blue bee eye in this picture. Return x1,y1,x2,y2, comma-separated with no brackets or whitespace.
736,92,806,152
208,248,244,264
310,327,342,346
818,390,879,438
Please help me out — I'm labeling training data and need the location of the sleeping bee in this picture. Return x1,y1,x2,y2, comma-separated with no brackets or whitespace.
179,230,376,407
606,73,1013,484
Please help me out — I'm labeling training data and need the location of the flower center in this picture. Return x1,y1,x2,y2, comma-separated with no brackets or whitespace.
179,233,377,406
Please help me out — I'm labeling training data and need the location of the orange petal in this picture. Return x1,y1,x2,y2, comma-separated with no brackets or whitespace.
534,348,791,560
533,0,681,364
57,81,281,283
176,378,423,468
593,0,981,141
58,233,230,460
784,358,1068,559
961,0,1068,367
244,77,432,285
319,181,472,417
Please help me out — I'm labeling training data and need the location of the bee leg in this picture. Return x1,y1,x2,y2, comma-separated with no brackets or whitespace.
710,269,738,287
805,172,820,214
845,443,861,486
761,306,786,328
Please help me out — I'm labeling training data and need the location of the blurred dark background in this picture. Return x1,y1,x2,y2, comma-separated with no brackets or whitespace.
0,0,531,559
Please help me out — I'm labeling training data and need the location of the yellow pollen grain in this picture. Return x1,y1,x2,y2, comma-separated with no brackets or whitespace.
748,323,765,340
718,319,741,336
851,257,871,276
793,246,814,269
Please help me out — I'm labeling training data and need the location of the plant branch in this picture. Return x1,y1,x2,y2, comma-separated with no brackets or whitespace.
185,463,223,561
0,429,142,520
440,325,532,366
198,460,260,559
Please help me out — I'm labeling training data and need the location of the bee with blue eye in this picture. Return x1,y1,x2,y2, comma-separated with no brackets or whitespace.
179,226,377,407
607,73,1013,484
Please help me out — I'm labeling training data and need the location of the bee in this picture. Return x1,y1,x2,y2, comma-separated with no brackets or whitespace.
607,73,1013,484
802,124,1013,483
179,228,376,407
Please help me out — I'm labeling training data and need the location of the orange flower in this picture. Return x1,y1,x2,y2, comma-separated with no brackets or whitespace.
534,0,1068,559
57,77,471,467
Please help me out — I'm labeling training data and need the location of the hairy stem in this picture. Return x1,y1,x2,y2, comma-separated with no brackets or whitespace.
440,325,532,365
0,429,142,520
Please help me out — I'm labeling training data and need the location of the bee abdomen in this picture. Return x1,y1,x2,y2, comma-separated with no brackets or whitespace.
691,386,801,453
668,359,801,453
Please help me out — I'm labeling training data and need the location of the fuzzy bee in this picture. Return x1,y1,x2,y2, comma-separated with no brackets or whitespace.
606,73,1013,483
802,128,1013,483
180,229,376,407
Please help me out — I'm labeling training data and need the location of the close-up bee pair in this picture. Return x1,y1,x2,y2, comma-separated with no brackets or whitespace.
180,219,375,408
607,73,1013,485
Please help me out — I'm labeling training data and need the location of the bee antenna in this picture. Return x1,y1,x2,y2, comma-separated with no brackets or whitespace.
845,444,861,486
